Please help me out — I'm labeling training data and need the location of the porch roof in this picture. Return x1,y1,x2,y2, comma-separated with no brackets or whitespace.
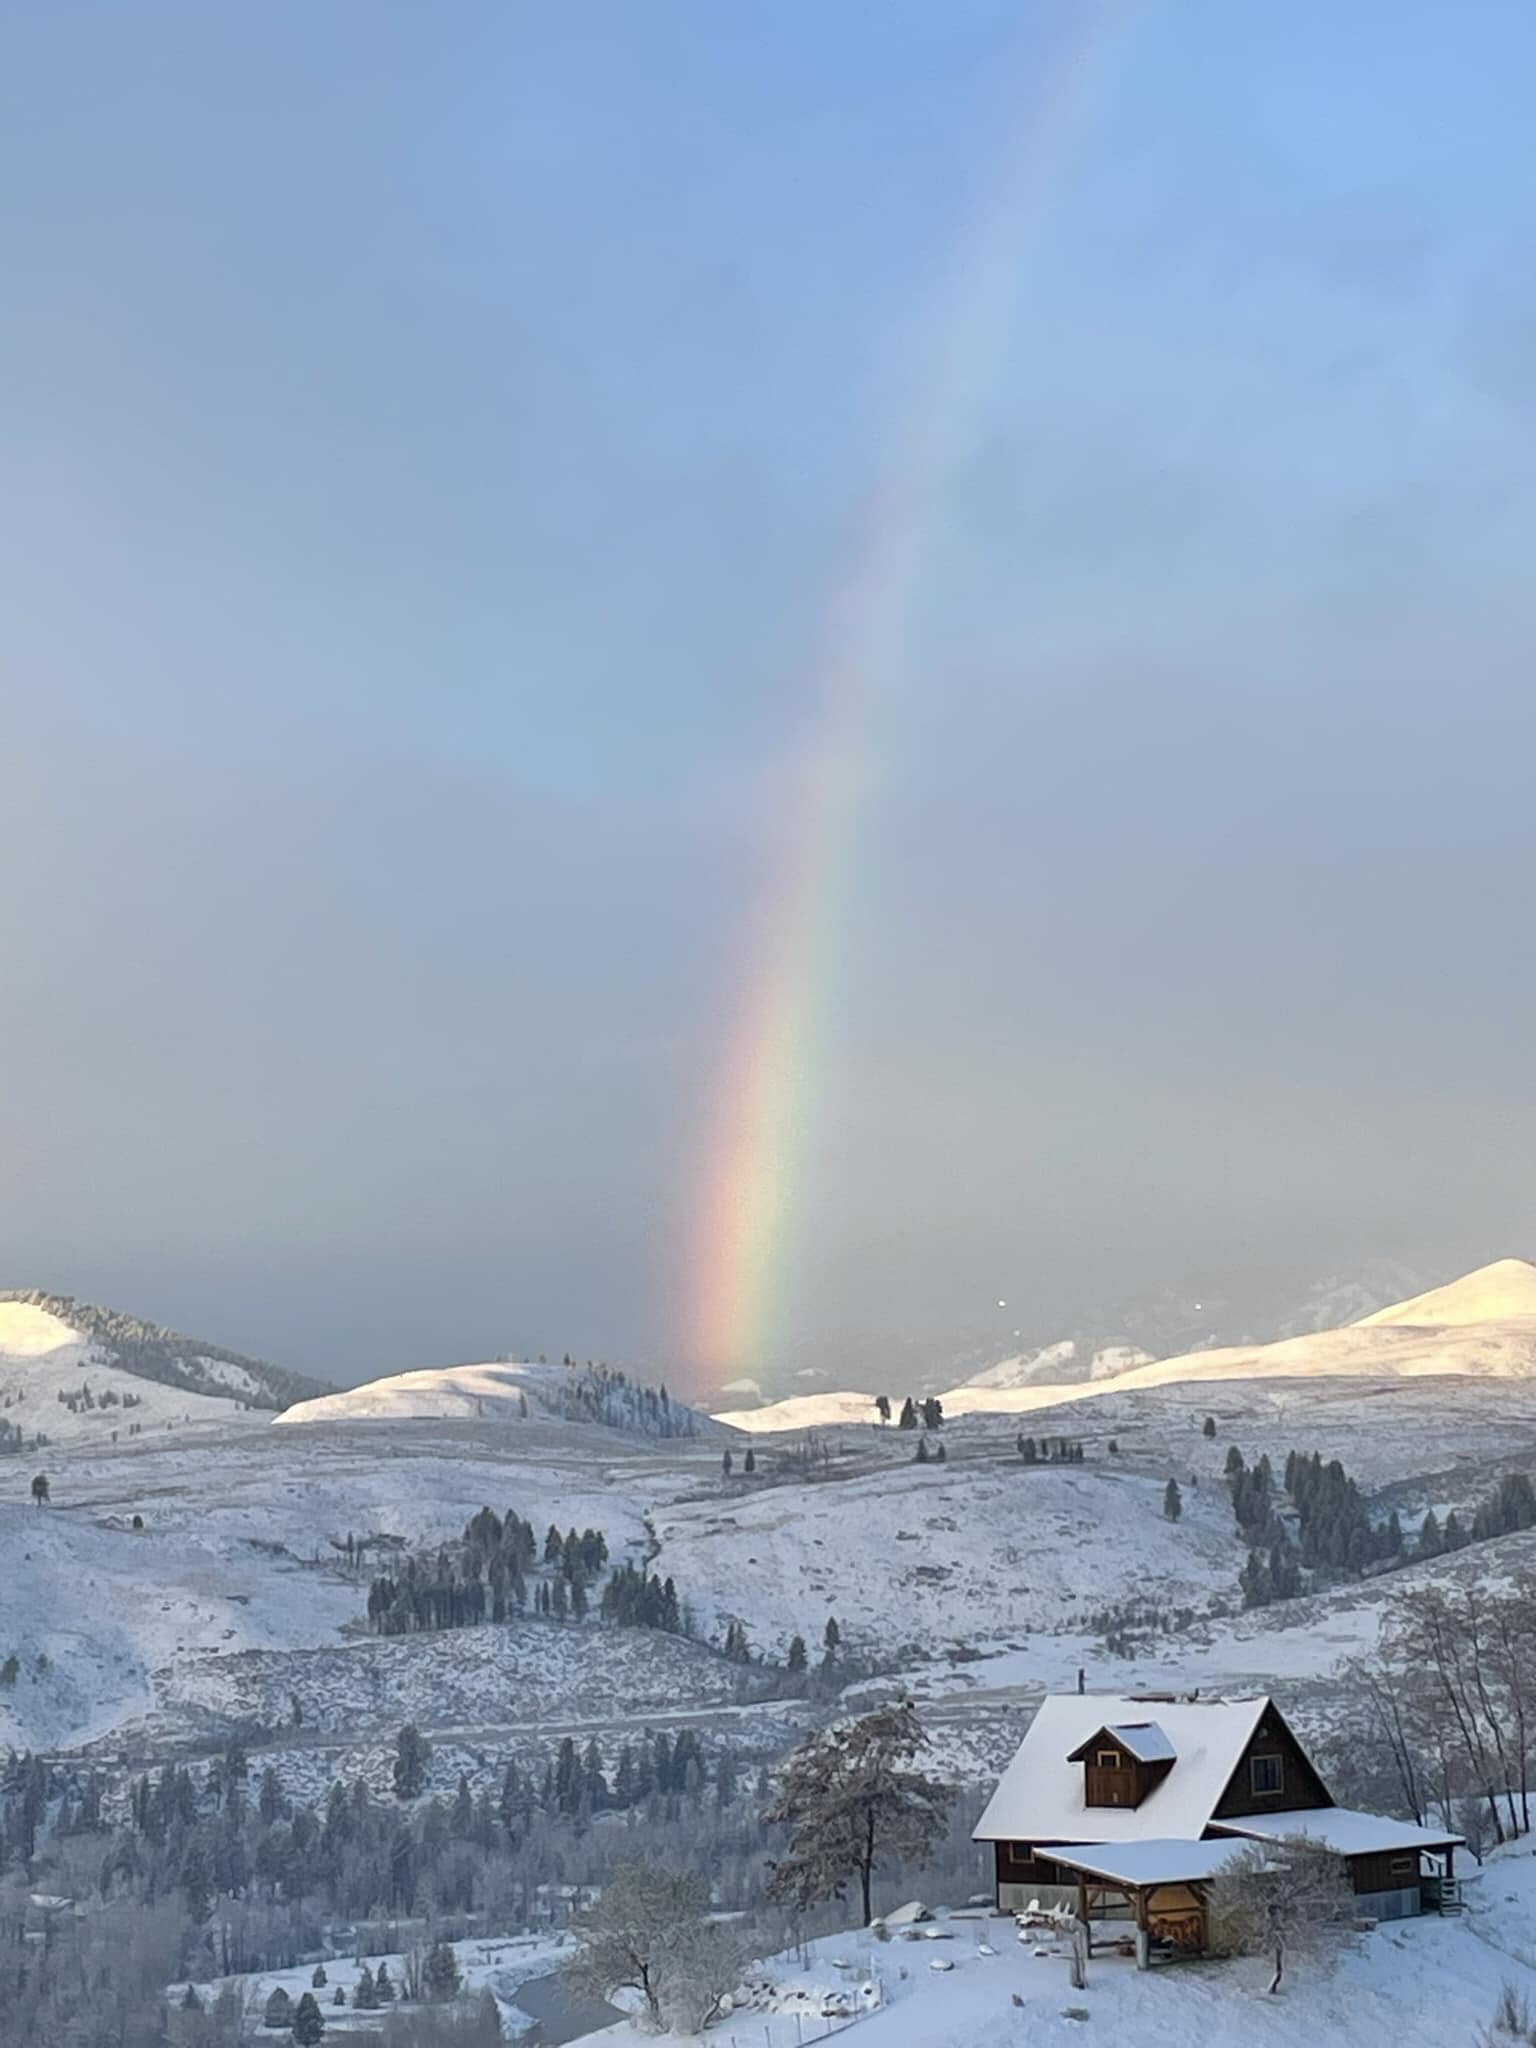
1047,1838,1248,1889
1212,1806,1464,1857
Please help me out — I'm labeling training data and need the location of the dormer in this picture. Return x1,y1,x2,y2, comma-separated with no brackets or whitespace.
1066,1721,1176,1809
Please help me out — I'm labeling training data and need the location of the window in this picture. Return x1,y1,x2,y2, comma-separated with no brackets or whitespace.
1095,1748,1122,1769
1389,1855,1416,1878
1249,1753,1284,1795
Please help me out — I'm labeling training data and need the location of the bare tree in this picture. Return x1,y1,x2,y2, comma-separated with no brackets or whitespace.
761,1698,954,1925
1210,1837,1355,1995
563,1863,743,2037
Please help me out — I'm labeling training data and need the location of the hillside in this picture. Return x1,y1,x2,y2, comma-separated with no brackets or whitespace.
275,1356,718,1439
0,1296,321,1450
1355,1255,1536,1328
0,1290,326,1409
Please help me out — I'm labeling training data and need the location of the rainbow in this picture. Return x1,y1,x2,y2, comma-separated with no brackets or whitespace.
683,5,1138,1385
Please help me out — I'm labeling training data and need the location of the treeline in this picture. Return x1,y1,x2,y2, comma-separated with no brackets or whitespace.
1349,1571,1536,1851
1227,1443,1536,1609
537,1359,705,1440
366,1507,611,1637
0,1724,777,2048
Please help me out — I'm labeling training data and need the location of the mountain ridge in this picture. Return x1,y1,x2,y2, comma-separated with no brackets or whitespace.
713,1257,1536,1431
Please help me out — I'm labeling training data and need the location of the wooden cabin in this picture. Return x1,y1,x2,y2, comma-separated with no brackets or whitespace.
974,1692,1461,1964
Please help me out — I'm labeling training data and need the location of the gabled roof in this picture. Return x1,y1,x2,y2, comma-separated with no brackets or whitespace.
974,1693,1270,1844
1065,1720,1176,1766
1213,1807,1464,1856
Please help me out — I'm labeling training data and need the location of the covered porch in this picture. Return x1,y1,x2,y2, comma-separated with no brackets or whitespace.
1047,1839,1245,1969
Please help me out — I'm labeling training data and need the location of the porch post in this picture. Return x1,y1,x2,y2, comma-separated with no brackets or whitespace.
1134,1887,1150,1970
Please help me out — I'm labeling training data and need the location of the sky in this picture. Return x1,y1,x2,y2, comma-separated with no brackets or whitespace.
3,1,1536,1394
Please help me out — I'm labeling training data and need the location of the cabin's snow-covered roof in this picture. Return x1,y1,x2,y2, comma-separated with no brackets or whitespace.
1049,1838,1248,1888
974,1694,1269,1844
1214,1807,1464,1856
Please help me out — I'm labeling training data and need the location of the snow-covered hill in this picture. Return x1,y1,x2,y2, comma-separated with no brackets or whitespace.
0,1298,290,1447
276,1357,718,1439
1354,1255,1536,1328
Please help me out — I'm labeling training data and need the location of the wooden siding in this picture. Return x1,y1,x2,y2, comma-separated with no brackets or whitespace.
1076,1740,1173,1809
994,1843,1080,1889
1348,1849,1424,1896
1210,1703,1332,1819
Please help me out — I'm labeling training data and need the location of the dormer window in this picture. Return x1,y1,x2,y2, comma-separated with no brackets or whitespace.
1067,1722,1176,1809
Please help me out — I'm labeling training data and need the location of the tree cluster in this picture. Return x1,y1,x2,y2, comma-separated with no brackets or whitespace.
1018,1436,1084,1463
1349,1573,1536,1848
896,1397,944,1430
366,1507,611,1637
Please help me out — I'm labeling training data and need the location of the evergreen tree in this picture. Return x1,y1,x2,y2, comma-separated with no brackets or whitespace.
744,1447,756,1474
374,1960,396,2004
786,1634,807,1673
1202,1415,1217,1439
875,1395,891,1423
822,1617,841,1666
935,1441,947,1463
914,1436,929,1464
897,1397,917,1429
292,1991,325,2045
762,1699,954,1925
392,1723,432,1801
1163,1478,1182,1522
722,1448,733,1477
424,1943,462,2000
263,1986,294,2030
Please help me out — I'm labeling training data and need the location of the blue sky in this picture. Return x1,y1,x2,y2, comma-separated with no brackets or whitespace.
4,2,1536,1386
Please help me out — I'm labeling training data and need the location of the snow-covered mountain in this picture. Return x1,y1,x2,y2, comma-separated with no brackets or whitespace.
0,1294,327,1446
714,1258,1536,1430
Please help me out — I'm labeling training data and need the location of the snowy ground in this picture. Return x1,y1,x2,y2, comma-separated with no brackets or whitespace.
12,1339,1536,1836
173,1930,575,2039
583,1844,1536,2047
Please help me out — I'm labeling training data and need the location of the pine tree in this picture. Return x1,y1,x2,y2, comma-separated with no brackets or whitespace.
822,1617,840,1667
786,1634,807,1673
392,1723,432,1801
292,1991,325,2045
424,1943,462,2001
875,1395,891,1424
898,1397,917,1429
761,1699,954,1925
744,1447,756,1474
722,1448,733,1477
1203,1415,1217,1439
915,1436,929,1464
263,1987,294,2030
374,1960,396,2004
935,1441,947,1463
1163,1478,1182,1522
